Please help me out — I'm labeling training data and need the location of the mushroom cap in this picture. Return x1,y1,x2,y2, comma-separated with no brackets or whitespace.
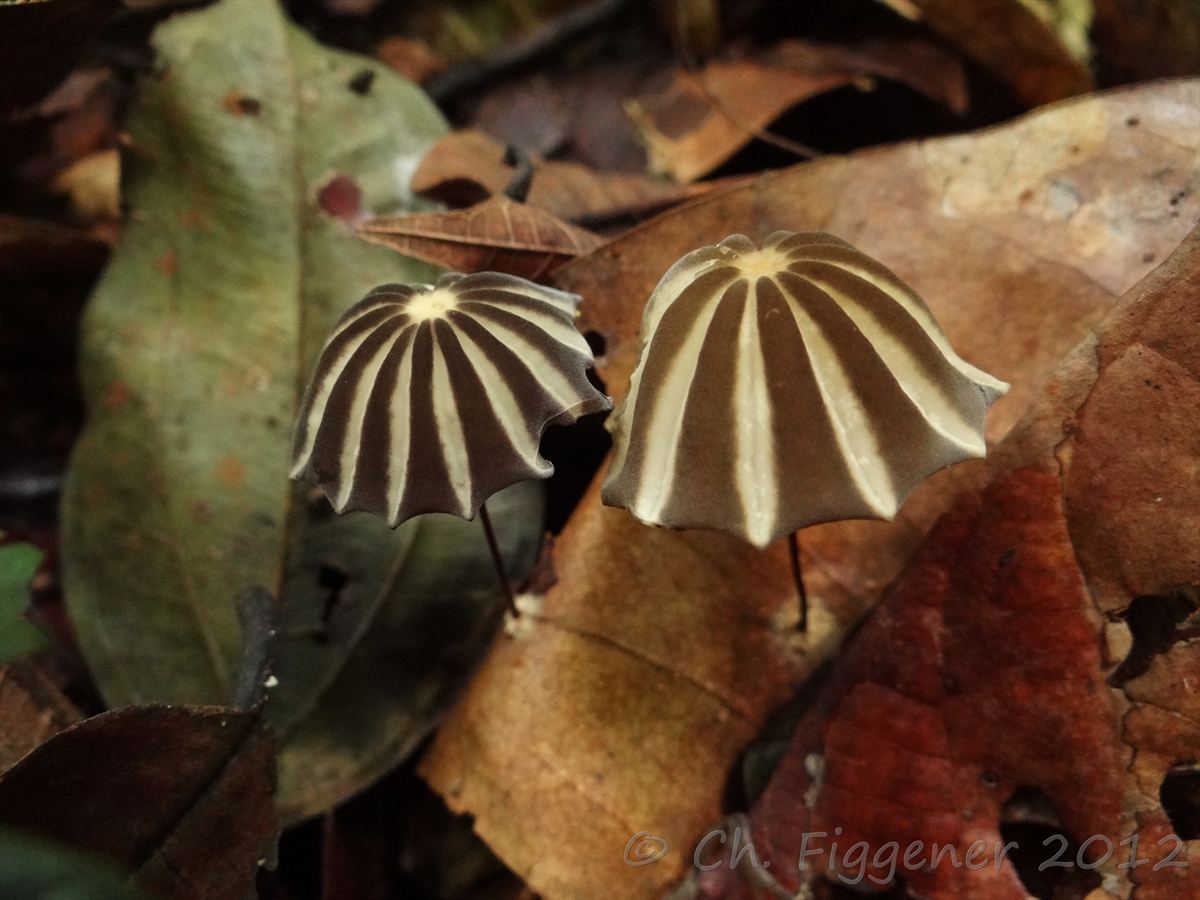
601,231,1009,549
293,271,612,526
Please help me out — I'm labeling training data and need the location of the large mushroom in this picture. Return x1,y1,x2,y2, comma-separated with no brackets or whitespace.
292,270,611,615
601,230,1009,629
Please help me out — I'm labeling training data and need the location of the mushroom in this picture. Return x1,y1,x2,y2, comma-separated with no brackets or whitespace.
292,271,612,615
601,231,1009,629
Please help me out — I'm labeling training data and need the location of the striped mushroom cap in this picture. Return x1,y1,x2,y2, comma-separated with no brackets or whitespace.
602,231,1009,549
292,271,611,526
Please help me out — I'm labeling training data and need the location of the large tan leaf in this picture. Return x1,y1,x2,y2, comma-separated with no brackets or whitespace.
693,222,1200,900
418,81,1199,899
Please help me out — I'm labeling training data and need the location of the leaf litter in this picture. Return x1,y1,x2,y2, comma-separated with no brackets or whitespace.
5,0,1199,897
420,80,1200,900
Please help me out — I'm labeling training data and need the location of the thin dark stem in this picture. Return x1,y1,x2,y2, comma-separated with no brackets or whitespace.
479,501,518,618
788,531,808,632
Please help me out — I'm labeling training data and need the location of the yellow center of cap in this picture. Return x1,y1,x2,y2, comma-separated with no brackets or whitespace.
734,247,791,281
405,287,458,322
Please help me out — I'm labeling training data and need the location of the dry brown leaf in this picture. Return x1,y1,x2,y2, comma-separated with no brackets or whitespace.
410,129,733,225
357,194,602,282
892,0,1095,107
0,703,277,900
694,222,1200,900
418,81,1199,900
625,37,968,183
375,36,448,84
0,659,82,776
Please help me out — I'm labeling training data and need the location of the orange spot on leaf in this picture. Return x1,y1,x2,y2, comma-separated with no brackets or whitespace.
105,381,131,408
156,249,177,275
216,456,245,486
223,91,262,117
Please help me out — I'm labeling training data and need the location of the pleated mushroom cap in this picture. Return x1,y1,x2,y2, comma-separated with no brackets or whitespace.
292,271,611,526
602,231,1009,549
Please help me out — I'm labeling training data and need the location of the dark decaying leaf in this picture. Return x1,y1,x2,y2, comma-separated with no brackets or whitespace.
0,704,277,900
693,224,1200,900
357,195,603,282
320,769,525,900
59,0,544,826
1091,0,1200,85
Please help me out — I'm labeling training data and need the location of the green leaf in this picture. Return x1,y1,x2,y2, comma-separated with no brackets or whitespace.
0,541,48,664
61,0,542,822
0,827,152,900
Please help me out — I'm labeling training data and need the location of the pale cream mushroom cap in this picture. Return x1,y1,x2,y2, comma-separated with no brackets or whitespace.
601,231,1009,549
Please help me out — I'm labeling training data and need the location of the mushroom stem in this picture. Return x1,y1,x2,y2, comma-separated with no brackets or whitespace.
788,531,807,632
479,501,519,618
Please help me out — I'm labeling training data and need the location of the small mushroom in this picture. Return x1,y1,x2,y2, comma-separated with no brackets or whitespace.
293,271,612,614
601,231,1009,628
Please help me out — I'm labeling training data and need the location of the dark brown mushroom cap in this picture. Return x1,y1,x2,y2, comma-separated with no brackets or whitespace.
601,231,1009,549
292,271,612,526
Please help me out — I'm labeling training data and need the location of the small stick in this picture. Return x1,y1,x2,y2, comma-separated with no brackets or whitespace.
479,501,519,617
502,145,535,203
788,531,808,632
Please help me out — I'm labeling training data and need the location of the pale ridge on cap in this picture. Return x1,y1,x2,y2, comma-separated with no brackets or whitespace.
292,271,612,526
602,230,1009,549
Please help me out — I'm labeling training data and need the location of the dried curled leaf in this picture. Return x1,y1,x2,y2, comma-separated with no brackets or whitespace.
357,195,603,282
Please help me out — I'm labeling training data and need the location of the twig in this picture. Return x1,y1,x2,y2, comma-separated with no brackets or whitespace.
231,587,275,710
